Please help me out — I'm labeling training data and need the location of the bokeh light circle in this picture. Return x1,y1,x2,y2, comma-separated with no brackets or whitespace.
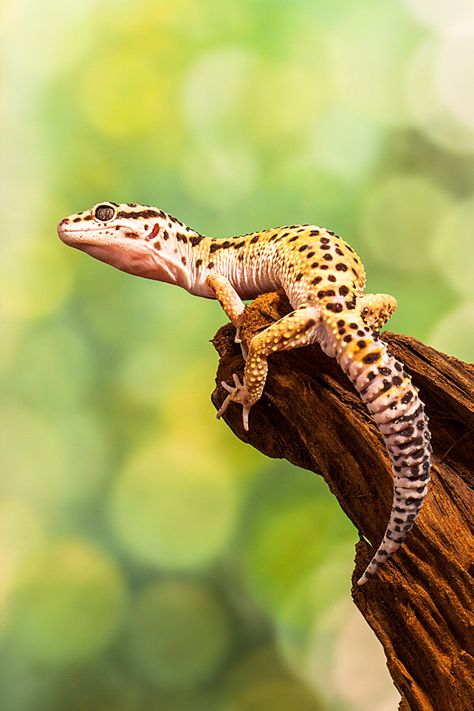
429,302,474,362
8,539,126,664
181,47,254,137
181,141,258,210
109,436,238,570
127,579,231,687
361,174,451,271
241,493,354,615
223,679,323,711
1,238,73,320
80,51,174,137
277,568,400,711
0,500,45,635
436,32,474,129
432,197,474,299
402,0,474,35
405,38,474,154
328,0,420,127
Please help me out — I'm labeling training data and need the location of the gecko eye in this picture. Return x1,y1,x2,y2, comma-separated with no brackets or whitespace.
94,204,116,222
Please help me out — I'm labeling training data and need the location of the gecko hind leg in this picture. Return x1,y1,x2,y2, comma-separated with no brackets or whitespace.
359,293,397,332
217,306,320,430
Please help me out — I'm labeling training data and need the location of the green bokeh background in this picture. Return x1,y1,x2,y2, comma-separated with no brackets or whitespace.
1,1,473,710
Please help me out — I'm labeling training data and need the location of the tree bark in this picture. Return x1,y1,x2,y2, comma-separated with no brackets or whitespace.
211,292,473,711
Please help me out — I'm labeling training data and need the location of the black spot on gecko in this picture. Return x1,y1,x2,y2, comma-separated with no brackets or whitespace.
117,209,158,220
336,263,348,271
363,352,380,364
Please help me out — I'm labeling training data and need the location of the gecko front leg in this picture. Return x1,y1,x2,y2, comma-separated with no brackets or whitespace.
206,273,247,356
217,306,320,430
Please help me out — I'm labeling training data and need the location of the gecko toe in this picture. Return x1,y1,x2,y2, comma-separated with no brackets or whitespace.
216,374,254,429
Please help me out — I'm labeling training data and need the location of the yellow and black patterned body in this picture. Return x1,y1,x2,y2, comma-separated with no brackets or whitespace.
58,202,432,586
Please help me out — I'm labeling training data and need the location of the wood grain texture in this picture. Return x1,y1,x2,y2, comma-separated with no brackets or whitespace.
211,292,474,711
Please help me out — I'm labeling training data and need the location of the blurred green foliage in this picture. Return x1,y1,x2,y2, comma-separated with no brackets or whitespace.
1,0,473,709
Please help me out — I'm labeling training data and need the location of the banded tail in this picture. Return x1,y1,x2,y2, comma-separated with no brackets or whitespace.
334,315,432,585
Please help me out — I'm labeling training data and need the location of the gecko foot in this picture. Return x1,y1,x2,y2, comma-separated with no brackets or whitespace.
216,373,254,431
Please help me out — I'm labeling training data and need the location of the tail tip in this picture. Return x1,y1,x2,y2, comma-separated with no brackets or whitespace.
357,573,369,586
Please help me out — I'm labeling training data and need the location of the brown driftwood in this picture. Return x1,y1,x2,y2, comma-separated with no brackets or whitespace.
211,292,474,711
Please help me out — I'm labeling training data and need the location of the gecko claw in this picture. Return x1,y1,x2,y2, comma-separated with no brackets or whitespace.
234,327,248,360
216,373,253,430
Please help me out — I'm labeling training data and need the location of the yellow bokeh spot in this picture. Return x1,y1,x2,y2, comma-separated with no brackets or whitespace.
0,500,45,635
109,435,238,570
80,50,175,137
223,680,322,711
7,539,126,664
242,59,330,141
1,237,73,320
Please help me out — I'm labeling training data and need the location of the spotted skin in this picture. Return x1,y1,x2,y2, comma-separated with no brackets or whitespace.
57,202,432,586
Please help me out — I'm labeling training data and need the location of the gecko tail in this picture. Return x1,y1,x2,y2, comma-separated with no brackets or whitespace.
356,467,430,585
333,315,432,585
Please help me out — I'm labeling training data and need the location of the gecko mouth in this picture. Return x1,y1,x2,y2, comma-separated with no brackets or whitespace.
57,223,120,246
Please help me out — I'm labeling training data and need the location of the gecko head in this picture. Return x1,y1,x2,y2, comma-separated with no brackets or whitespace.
57,201,195,286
